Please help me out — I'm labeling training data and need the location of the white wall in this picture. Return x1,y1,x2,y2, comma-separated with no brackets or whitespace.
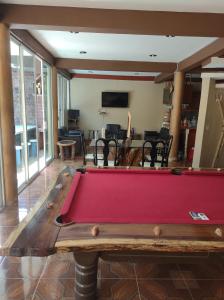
70,78,165,137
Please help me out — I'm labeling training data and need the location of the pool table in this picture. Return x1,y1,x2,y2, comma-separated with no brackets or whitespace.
3,167,224,300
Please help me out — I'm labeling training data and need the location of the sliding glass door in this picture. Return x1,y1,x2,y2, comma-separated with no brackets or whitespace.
11,40,27,187
10,38,53,189
43,63,53,162
58,74,70,129
35,57,45,170
23,49,39,179
58,74,64,128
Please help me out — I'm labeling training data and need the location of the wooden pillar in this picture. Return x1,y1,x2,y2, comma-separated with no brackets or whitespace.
169,71,185,161
52,66,58,158
0,23,18,205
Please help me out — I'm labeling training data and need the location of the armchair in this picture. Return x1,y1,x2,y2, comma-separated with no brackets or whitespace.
105,124,127,140
105,124,121,139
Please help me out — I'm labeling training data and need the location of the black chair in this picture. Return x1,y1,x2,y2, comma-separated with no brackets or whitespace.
105,124,121,139
95,138,118,167
117,129,127,140
158,127,173,167
144,130,159,140
159,127,170,140
157,127,173,166
142,137,173,167
163,135,173,167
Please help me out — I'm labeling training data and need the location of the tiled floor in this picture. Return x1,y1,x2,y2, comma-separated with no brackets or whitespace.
0,254,224,299
0,159,224,299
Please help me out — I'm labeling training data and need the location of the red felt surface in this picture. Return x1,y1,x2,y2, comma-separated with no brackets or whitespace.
60,169,224,224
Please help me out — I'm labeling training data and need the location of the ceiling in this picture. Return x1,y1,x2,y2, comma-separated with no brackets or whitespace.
30,31,216,63
2,0,224,13
30,30,216,75
3,1,223,77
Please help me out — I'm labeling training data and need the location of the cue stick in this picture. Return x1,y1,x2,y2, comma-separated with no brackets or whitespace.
212,95,224,167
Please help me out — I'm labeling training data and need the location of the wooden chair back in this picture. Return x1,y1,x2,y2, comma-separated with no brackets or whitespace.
95,138,118,166
142,137,172,167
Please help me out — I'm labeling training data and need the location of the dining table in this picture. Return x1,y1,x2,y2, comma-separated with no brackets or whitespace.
89,138,158,166
89,139,149,148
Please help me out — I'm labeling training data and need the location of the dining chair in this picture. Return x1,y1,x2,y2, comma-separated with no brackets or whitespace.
95,138,119,167
83,140,94,165
141,137,172,167
162,135,173,167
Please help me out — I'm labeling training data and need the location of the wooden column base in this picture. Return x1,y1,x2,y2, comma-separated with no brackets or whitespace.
74,252,98,300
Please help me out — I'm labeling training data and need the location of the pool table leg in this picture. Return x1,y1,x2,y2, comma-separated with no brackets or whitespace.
74,252,98,300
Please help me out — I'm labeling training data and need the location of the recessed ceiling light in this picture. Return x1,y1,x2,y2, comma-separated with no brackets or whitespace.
149,54,157,57
166,35,175,38
80,51,87,54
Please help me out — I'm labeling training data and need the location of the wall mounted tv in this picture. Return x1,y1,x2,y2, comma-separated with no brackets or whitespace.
102,92,129,108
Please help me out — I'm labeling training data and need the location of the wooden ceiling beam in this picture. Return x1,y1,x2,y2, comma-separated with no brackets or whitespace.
11,29,72,78
72,74,155,81
190,67,224,74
55,58,177,73
201,57,212,68
57,68,72,80
156,38,224,82
179,38,224,72
11,29,55,65
1,4,224,37
154,73,174,83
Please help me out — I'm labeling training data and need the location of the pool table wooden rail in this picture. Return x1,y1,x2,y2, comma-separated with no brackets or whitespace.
55,223,224,254
1,166,224,257
1,167,74,257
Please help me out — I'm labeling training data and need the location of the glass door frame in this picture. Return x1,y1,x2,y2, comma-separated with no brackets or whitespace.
19,43,29,189
11,37,28,191
57,74,64,128
57,74,71,129
36,56,46,172
22,46,39,183
11,36,54,191
42,62,53,164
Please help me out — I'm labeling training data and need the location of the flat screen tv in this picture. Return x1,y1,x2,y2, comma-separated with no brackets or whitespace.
102,92,129,107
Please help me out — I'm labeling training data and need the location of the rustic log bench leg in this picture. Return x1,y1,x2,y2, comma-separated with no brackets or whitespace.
74,252,98,300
